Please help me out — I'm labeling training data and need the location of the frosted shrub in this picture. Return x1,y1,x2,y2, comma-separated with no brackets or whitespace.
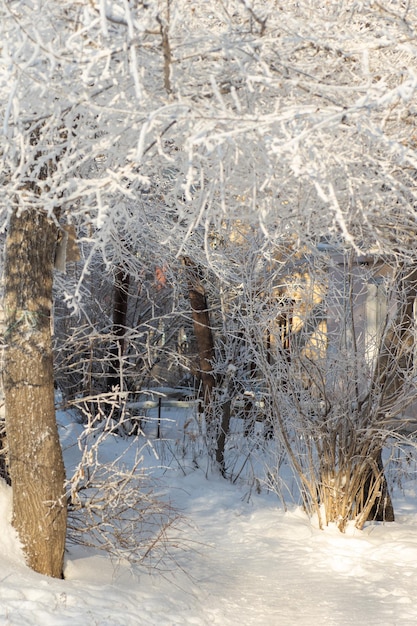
67,401,185,569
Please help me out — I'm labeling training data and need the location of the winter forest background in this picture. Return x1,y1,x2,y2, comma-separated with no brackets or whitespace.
2,0,417,623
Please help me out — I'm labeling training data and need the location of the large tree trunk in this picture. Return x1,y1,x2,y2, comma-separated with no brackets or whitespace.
3,208,67,578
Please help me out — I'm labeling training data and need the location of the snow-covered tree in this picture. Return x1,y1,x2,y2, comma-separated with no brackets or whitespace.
2,0,417,574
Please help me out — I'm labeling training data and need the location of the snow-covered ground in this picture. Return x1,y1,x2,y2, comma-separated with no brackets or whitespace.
1,406,417,625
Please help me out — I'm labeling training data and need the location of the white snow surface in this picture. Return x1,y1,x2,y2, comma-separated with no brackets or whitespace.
1,409,417,625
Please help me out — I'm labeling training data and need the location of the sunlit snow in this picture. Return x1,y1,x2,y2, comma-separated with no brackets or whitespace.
0,407,417,625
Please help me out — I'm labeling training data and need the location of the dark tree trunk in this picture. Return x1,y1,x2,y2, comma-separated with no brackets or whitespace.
183,258,232,470
216,400,231,473
183,258,216,408
3,208,67,578
365,449,395,522
106,268,130,393
363,266,417,524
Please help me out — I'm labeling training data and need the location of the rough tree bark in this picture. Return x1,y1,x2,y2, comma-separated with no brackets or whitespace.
3,208,67,578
